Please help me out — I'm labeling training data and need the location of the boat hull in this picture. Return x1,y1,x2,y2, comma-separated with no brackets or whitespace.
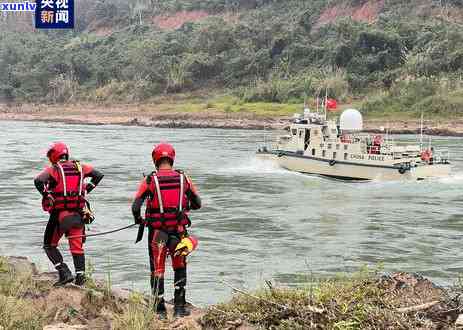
257,151,451,181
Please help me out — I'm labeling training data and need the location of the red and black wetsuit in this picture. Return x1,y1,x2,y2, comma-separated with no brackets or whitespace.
34,161,103,274
131,169,201,303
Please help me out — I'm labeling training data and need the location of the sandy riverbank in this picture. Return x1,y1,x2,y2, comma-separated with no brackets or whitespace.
1,103,463,136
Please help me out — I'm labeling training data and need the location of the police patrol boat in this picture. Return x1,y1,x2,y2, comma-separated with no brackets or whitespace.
257,108,451,181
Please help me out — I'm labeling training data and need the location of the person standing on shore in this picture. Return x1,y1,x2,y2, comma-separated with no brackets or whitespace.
132,143,201,319
34,142,104,286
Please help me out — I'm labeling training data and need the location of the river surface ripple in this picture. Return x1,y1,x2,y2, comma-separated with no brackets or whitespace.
1,121,463,305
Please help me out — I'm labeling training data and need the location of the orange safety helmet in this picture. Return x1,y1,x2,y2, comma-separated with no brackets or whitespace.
47,142,69,164
152,143,176,166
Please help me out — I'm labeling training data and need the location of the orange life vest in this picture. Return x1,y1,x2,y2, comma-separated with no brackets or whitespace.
49,161,86,211
144,170,190,229
421,149,432,162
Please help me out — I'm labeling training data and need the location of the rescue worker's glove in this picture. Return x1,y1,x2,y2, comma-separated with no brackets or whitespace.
82,207,95,225
41,193,55,212
134,216,144,225
185,175,198,194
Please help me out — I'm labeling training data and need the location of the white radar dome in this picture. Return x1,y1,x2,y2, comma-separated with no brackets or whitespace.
340,109,363,131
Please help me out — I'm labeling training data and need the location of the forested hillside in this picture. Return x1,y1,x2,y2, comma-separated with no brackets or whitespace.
1,0,463,117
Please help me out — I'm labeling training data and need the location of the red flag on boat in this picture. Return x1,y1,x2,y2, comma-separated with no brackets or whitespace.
326,98,338,111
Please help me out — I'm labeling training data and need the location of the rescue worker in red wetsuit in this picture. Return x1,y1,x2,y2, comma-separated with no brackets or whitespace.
132,143,201,319
34,142,103,286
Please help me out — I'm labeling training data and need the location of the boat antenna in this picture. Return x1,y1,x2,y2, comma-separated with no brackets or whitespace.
263,124,266,146
324,87,328,120
420,111,424,151
386,121,389,144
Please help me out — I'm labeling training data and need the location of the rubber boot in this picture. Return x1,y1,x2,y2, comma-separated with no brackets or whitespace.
54,263,74,287
173,267,189,318
74,273,86,286
155,298,167,320
151,276,167,320
173,287,190,318
73,255,86,286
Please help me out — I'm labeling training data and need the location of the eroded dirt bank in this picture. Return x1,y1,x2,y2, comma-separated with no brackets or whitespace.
1,104,462,136
0,256,204,330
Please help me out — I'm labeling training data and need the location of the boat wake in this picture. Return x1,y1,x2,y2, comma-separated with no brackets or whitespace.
215,157,300,176
435,172,463,184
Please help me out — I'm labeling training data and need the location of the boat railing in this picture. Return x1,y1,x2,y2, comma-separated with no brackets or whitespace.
435,149,450,164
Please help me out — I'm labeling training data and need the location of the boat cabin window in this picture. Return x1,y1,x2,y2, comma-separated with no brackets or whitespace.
344,145,348,150
322,126,329,137
312,149,315,156
279,136,291,143
328,143,332,149
322,150,326,157
333,152,337,159
336,144,340,150
291,129,297,135
344,153,348,160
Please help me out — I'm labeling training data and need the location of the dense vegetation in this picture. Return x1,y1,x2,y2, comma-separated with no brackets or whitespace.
1,0,463,117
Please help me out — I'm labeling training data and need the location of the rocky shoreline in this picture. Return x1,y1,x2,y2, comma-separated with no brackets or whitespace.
1,103,463,136
0,256,206,330
2,256,463,329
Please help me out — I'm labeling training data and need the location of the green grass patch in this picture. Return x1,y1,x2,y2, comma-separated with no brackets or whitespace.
140,87,463,121
0,296,45,330
202,267,455,330
112,300,161,330
210,100,300,116
141,94,303,117
0,258,47,329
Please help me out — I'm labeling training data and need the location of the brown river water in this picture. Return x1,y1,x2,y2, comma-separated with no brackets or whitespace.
1,121,463,305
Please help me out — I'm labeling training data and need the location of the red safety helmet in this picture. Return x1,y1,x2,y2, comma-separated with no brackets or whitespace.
152,143,176,166
47,142,69,164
